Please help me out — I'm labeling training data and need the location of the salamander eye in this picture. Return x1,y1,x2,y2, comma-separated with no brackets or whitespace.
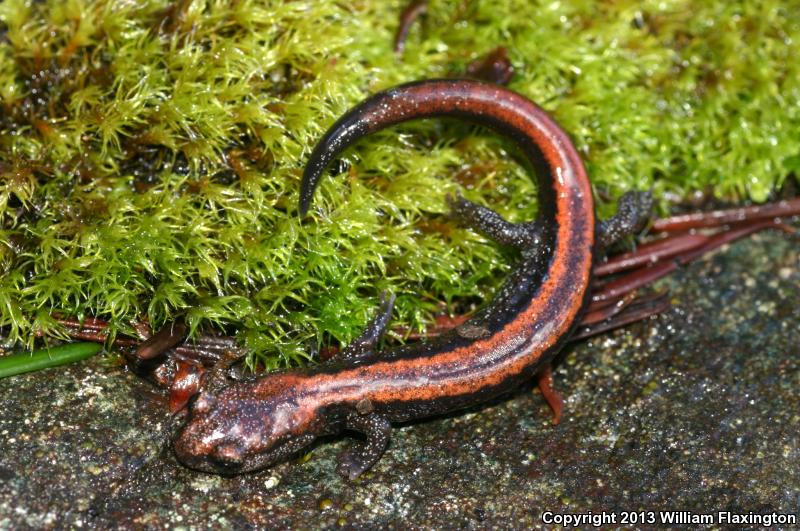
191,392,217,415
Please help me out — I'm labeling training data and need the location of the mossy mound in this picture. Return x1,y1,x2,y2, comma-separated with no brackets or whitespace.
1,0,798,366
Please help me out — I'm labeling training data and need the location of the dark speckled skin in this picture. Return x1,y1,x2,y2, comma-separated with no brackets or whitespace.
174,79,600,479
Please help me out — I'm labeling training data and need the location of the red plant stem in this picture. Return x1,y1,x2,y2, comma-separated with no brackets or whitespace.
64,331,137,346
594,233,708,277
571,293,671,341
48,317,138,346
592,220,790,303
651,197,800,232
393,0,427,54
591,260,678,304
582,291,639,325
674,220,792,264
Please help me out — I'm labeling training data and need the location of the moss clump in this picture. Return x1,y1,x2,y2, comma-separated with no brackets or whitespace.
1,0,798,367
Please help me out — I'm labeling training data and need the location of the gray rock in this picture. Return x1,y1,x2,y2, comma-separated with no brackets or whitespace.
1,228,798,529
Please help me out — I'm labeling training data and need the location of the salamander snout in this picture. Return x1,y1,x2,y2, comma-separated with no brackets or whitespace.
173,380,320,475
171,389,264,474
173,417,247,474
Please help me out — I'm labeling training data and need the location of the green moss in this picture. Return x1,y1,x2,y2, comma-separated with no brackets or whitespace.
1,0,798,367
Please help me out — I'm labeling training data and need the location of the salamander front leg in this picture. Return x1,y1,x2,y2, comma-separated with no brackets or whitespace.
335,292,396,362
597,191,653,247
203,349,245,394
446,192,544,249
337,409,392,479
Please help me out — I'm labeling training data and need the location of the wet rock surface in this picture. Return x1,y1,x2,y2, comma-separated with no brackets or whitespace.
1,229,798,529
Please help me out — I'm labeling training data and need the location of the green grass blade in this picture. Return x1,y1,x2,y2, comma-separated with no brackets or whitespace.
0,343,103,379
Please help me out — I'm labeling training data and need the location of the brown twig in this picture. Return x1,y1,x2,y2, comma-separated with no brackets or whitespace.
651,197,800,232
393,0,428,55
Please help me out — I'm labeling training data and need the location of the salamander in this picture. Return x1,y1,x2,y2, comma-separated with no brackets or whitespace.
173,79,651,479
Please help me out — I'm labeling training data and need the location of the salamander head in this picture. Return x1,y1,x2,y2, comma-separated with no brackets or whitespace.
173,376,318,475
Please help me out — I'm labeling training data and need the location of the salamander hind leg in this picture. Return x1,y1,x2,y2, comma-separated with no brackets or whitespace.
597,191,653,248
536,365,563,425
446,191,544,250
335,292,396,362
337,410,392,480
